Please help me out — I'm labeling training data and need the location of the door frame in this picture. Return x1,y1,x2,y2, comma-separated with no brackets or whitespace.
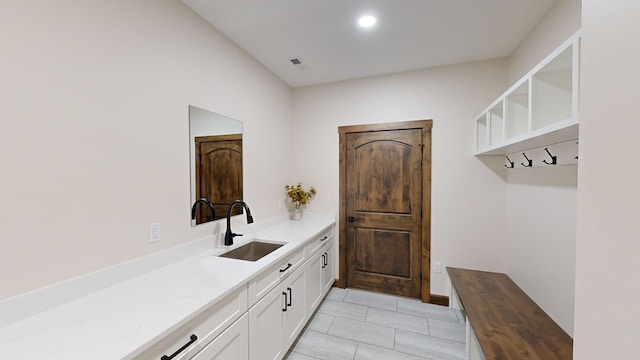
336,120,432,303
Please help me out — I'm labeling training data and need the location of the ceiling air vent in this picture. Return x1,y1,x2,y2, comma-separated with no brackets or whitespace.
289,57,306,70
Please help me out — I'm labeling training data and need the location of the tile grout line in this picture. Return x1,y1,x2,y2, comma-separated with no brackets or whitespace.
392,327,397,352
326,314,336,334
352,341,359,360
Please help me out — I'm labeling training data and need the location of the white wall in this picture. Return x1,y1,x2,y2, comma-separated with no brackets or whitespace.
498,0,581,336
508,0,582,85
505,166,577,335
0,0,292,300
574,0,640,358
291,60,509,296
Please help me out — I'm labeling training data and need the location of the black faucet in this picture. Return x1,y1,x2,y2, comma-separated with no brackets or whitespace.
224,200,254,246
191,198,216,224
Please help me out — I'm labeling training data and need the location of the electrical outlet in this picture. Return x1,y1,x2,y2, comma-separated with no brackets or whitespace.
433,261,442,274
149,223,161,243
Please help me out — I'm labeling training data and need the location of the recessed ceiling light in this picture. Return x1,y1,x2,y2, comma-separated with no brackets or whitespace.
358,15,377,28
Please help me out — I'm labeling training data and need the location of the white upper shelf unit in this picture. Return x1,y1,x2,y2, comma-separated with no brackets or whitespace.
475,31,581,155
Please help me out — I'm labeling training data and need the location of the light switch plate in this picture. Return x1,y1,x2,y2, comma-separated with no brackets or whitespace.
149,223,161,243
433,261,442,274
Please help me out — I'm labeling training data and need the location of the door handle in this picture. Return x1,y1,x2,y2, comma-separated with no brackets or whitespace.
321,254,326,269
347,216,355,222
287,287,293,306
282,291,288,312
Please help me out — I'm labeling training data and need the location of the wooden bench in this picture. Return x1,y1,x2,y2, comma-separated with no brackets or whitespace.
447,267,573,360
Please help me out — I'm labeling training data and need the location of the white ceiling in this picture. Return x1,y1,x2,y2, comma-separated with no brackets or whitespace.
182,0,557,87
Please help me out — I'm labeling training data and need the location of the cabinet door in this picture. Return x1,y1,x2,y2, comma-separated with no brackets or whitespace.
191,314,248,360
248,285,285,360
282,266,307,350
306,249,324,312
322,242,335,293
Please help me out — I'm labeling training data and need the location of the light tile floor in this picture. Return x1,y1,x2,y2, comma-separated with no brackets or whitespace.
285,288,466,360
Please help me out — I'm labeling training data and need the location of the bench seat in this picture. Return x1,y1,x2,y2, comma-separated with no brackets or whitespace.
447,267,573,360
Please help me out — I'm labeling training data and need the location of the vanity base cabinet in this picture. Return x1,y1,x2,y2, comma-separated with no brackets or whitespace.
282,265,307,350
322,241,335,292
306,248,324,311
307,239,335,311
248,283,285,360
135,223,336,360
133,286,247,360
249,264,307,360
191,314,248,360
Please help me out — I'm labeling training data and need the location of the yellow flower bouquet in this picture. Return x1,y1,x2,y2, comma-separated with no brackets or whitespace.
285,183,316,211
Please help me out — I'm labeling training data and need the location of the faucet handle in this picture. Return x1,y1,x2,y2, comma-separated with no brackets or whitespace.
232,233,243,237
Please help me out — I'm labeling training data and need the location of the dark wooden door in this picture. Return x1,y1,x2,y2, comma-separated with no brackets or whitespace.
195,134,242,223
338,121,431,300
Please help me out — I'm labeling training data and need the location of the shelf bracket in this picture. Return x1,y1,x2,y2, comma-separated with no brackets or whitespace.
542,148,557,165
521,153,533,168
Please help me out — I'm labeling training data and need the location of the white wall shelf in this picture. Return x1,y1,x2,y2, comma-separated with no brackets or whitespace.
475,31,581,156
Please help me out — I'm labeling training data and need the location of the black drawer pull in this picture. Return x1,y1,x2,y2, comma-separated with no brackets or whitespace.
279,263,292,273
161,334,197,360
323,252,328,267
287,287,293,306
320,236,328,241
321,254,326,269
282,291,288,312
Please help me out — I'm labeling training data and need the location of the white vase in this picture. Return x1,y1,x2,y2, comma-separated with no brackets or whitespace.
290,207,303,221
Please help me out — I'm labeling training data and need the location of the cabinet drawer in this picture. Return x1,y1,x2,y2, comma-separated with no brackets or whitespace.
306,227,334,257
247,248,305,307
134,285,248,360
190,314,248,360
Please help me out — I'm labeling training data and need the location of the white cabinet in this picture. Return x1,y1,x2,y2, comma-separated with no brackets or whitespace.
139,223,336,360
249,264,307,360
248,280,285,360
306,248,325,311
322,241,335,293
307,237,335,311
248,248,305,307
134,286,247,360
475,31,581,155
191,314,248,360
282,266,307,350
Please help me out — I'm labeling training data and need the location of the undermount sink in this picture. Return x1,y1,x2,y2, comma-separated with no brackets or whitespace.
218,241,284,262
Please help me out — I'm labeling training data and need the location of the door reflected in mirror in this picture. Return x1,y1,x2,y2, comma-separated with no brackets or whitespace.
189,105,243,226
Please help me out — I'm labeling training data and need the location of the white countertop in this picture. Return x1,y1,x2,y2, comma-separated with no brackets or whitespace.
0,212,335,359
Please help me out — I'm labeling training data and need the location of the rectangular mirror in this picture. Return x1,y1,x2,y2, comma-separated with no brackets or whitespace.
189,105,243,226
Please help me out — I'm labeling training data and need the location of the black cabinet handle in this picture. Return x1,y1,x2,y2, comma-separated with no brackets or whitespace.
320,236,328,241
347,216,355,222
323,252,328,267
321,254,326,269
287,287,293,306
279,263,292,273
282,292,288,312
161,334,197,360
